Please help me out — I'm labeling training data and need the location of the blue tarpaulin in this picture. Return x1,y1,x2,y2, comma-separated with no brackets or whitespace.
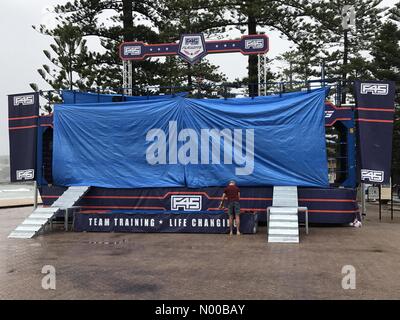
53,88,329,188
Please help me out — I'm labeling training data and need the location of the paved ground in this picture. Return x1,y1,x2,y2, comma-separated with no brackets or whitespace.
0,182,42,207
1,203,400,300
0,198,42,208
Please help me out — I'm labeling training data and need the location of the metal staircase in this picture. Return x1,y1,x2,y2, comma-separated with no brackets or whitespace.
267,186,308,243
8,186,90,239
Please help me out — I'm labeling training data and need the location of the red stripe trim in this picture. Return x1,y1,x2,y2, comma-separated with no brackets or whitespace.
298,198,356,203
206,39,240,43
208,207,265,212
324,101,351,110
356,107,394,112
207,49,242,53
42,204,358,214
308,209,357,214
84,195,166,200
356,118,393,123
207,49,269,55
142,52,177,57
240,197,272,201
85,195,272,201
78,209,357,214
9,125,37,130
325,117,352,126
121,52,177,60
42,195,356,203
81,205,165,210
213,208,357,214
9,115,38,121
80,210,111,214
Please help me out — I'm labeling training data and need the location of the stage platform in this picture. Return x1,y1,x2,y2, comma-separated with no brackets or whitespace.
40,186,358,234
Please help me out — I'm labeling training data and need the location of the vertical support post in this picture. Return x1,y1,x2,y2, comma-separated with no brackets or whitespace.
64,208,68,231
128,60,133,96
72,207,76,231
257,54,261,96
337,82,342,106
263,54,267,95
122,60,133,96
391,175,394,221
305,209,309,235
122,60,127,93
33,180,38,210
257,54,267,96
361,183,366,219
379,185,382,221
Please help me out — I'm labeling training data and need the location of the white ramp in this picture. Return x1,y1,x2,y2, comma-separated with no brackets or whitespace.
267,186,300,243
272,186,298,207
8,186,90,239
51,186,90,208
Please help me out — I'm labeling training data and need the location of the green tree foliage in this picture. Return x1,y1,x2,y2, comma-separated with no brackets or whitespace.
222,1,317,93
156,0,228,90
277,43,320,85
306,0,385,81
370,22,400,82
276,0,385,86
31,23,95,91
32,0,226,95
389,0,400,22
31,0,164,91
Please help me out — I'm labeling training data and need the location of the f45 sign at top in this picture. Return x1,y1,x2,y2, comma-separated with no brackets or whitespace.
119,34,269,65
360,83,389,95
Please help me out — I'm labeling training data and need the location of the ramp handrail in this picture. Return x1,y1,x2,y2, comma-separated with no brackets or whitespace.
267,207,308,235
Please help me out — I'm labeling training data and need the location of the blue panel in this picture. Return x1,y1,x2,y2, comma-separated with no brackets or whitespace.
53,88,329,188
74,211,257,234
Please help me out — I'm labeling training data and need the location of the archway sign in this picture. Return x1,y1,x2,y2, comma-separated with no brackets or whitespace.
119,33,269,65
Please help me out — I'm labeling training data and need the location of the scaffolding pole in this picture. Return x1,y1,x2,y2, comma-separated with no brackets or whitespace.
257,54,267,96
122,60,133,96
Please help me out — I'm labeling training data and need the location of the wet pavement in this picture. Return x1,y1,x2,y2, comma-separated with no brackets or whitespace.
0,183,41,207
1,203,400,299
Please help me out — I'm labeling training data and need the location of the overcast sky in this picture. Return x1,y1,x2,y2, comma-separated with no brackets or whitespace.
0,0,397,156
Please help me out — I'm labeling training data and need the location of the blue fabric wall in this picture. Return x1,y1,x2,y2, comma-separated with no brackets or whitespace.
53,88,329,188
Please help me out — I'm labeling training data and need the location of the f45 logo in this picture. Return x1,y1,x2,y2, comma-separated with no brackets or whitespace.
245,39,264,50
360,83,389,95
361,169,384,183
13,94,35,106
16,169,35,180
124,46,141,56
171,195,202,211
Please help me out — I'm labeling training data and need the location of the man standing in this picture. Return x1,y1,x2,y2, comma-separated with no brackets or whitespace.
219,180,241,236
